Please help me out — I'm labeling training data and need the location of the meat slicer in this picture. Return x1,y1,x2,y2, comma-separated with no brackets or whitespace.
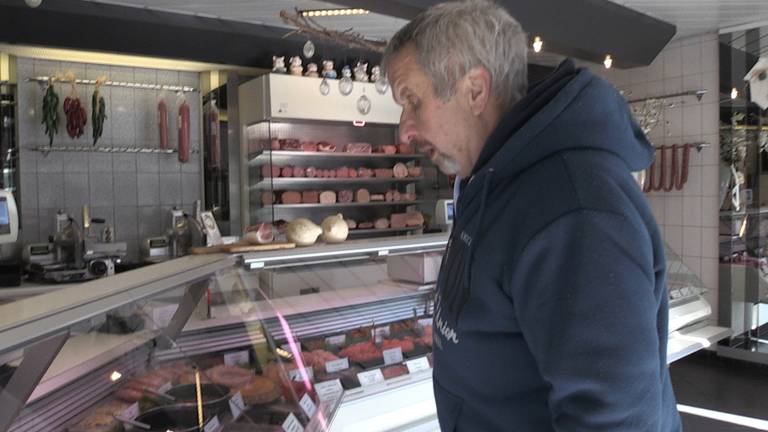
23,207,127,283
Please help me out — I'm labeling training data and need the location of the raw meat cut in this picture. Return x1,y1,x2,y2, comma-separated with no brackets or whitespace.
319,191,337,204
293,166,306,177
261,165,281,178
306,167,317,178
346,219,357,229
390,213,408,229
358,222,374,229
355,189,370,203
317,141,337,153
338,190,354,203
301,191,319,204
344,143,373,154
405,211,425,226
300,141,318,152
261,192,276,206
378,145,397,154
374,218,390,229
271,138,281,150
358,167,374,178
281,166,294,177
374,168,393,179
397,143,414,154
281,191,302,204
408,166,422,177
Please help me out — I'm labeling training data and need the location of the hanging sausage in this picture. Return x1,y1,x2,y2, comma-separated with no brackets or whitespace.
177,94,190,163
158,95,169,150
204,99,220,169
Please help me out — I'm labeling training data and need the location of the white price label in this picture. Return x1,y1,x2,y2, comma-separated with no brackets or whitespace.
204,415,221,432
289,367,314,382
357,369,385,387
325,334,346,346
325,358,350,373
229,391,245,419
151,304,178,329
224,350,250,367
405,357,431,374
372,326,390,343
418,318,433,328
314,379,344,402
383,347,404,365
299,393,317,418
159,381,172,393
282,412,304,432
122,402,139,421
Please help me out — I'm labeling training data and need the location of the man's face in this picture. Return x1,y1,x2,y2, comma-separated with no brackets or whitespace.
388,45,473,177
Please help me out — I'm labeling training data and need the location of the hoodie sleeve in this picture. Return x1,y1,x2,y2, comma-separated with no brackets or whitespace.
506,209,665,431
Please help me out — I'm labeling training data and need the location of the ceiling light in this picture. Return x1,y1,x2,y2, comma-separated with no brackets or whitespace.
110,371,122,382
300,8,370,17
604,55,613,69
532,37,543,53
731,87,738,100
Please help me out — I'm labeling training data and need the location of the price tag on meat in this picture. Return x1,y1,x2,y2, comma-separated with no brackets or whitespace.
204,415,221,432
229,391,245,419
383,347,404,365
418,318,433,328
224,350,250,367
122,402,139,420
357,369,385,387
325,357,350,373
151,304,178,330
289,367,314,382
282,412,304,432
372,326,390,343
405,357,431,374
299,393,318,418
314,379,344,402
325,334,346,346
159,381,172,393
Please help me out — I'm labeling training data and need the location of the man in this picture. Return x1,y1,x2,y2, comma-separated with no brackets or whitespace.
382,1,681,431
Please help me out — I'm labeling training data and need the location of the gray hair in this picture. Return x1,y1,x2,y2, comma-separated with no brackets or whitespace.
382,0,528,112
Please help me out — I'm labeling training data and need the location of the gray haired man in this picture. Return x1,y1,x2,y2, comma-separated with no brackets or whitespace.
383,1,681,430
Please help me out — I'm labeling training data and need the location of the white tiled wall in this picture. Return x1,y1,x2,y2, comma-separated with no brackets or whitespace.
583,33,720,317
17,58,203,262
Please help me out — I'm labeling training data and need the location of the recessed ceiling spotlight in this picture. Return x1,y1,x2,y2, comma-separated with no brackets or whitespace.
731,87,738,100
532,36,543,53
604,55,613,69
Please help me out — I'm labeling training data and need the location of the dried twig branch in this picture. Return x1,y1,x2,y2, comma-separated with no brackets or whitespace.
279,9,387,54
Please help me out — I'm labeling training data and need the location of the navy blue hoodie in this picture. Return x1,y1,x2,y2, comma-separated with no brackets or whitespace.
432,60,681,431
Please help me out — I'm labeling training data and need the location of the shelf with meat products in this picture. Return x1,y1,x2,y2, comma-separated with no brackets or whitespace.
238,73,450,243
0,234,448,432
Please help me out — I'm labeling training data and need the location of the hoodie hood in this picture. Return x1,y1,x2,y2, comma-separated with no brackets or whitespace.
476,59,653,181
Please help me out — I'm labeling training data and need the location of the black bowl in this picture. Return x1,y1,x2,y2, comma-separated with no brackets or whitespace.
135,405,209,432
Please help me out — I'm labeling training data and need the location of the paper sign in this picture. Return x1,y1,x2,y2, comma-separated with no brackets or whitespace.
122,402,139,420
229,391,245,419
325,334,346,346
325,358,350,373
224,350,250,367
405,357,431,374
357,369,385,387
151,304,178,329
282,412,304,432
314,379,344,402
383,347,404,365
204,416,221,432
299,393,318,418
289,367,314,382
158,381,172,393
372,326,391,343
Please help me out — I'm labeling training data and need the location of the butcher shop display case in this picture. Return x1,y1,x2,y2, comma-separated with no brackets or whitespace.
237,73,453,239
0,233,448,432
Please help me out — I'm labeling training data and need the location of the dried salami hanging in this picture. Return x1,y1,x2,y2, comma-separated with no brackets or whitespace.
674,144,692,191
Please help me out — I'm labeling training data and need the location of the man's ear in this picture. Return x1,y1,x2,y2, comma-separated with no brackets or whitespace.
465,67,492,116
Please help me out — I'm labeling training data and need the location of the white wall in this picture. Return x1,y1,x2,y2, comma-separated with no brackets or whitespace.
579,33,720,317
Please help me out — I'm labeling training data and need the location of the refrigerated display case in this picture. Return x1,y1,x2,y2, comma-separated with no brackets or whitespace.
0,232,728,432
237,74,452,239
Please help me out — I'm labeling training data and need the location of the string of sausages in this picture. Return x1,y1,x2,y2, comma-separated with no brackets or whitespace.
643,143,692,192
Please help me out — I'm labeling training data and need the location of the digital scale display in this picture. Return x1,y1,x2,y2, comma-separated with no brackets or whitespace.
0,197,10,235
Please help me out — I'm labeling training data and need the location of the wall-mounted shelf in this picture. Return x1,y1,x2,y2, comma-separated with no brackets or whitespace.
249,150,424,166
34,146,180,154
628,89,706,104
251,177,424,190
262,200,423,210
348,227,422,236
27,76,197,93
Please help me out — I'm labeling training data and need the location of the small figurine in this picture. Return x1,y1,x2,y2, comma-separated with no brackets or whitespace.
322,60,337,79
289,56,303,76
272,56,287,74
371,65,382,82
341,65,353,79
305,63,319,78
339,66,354,95
354,62,369,82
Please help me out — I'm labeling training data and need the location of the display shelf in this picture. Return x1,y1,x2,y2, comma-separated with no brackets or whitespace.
348,227,421,236
249,150,424,166
261,200,423,210
251,177,425,189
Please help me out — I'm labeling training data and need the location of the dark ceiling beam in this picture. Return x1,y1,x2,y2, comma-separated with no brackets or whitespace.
0,0,379,68
330,0,676,68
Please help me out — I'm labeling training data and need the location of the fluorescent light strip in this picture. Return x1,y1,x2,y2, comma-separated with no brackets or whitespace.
677,404,768,430
301,8,370,17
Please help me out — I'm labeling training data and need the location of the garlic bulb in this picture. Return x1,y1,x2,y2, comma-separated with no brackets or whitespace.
321,213,349,243
285,218,323,246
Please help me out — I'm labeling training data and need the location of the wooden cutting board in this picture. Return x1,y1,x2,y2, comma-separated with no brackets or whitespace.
189,242,296,255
